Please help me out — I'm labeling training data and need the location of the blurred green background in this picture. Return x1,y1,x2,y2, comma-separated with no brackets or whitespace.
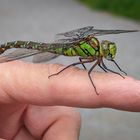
78,0,140,20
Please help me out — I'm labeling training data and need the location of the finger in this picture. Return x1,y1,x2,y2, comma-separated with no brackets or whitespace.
0,61,140,111
12,127,36,140
24,106,81,140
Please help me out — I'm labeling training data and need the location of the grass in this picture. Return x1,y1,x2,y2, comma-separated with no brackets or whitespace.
78,0,140,21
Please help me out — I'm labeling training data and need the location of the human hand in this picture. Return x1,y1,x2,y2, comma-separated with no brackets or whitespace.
0,61,140,140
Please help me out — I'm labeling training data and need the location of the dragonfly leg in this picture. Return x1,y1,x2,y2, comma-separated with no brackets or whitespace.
48,59,93,78
111,60,127,76
98,63,108,72
101,60,125,78
79,57,87,70
88,60,100,95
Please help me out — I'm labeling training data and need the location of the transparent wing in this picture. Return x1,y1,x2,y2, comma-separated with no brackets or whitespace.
86,29,139,36
32,52,59,63
56,26,139,40
55,26,94,40
0,48,59,63
0,49,40,63
54,38,81,43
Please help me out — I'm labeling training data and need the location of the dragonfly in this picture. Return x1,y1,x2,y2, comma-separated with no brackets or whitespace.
0,26,138,95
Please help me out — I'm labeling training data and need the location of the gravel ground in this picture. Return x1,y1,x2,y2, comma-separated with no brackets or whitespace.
0,0,140,140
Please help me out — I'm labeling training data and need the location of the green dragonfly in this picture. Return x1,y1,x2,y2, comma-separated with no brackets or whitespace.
0,26,138,94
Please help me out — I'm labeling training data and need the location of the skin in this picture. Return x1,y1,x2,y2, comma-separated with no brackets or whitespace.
0,61,140,140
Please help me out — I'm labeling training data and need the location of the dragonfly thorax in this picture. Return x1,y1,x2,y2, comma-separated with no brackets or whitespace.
100,40,117,60
86,35,99,48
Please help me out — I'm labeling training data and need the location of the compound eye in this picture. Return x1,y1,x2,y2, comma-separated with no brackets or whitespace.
103,44,108,50
109,43,117,59
101,40,110,50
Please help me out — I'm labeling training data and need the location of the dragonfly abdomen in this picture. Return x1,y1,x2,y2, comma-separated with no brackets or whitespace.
0,40,100,59
0,41,46,54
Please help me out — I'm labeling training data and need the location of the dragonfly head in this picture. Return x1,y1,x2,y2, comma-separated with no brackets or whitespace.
100,40,117,60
